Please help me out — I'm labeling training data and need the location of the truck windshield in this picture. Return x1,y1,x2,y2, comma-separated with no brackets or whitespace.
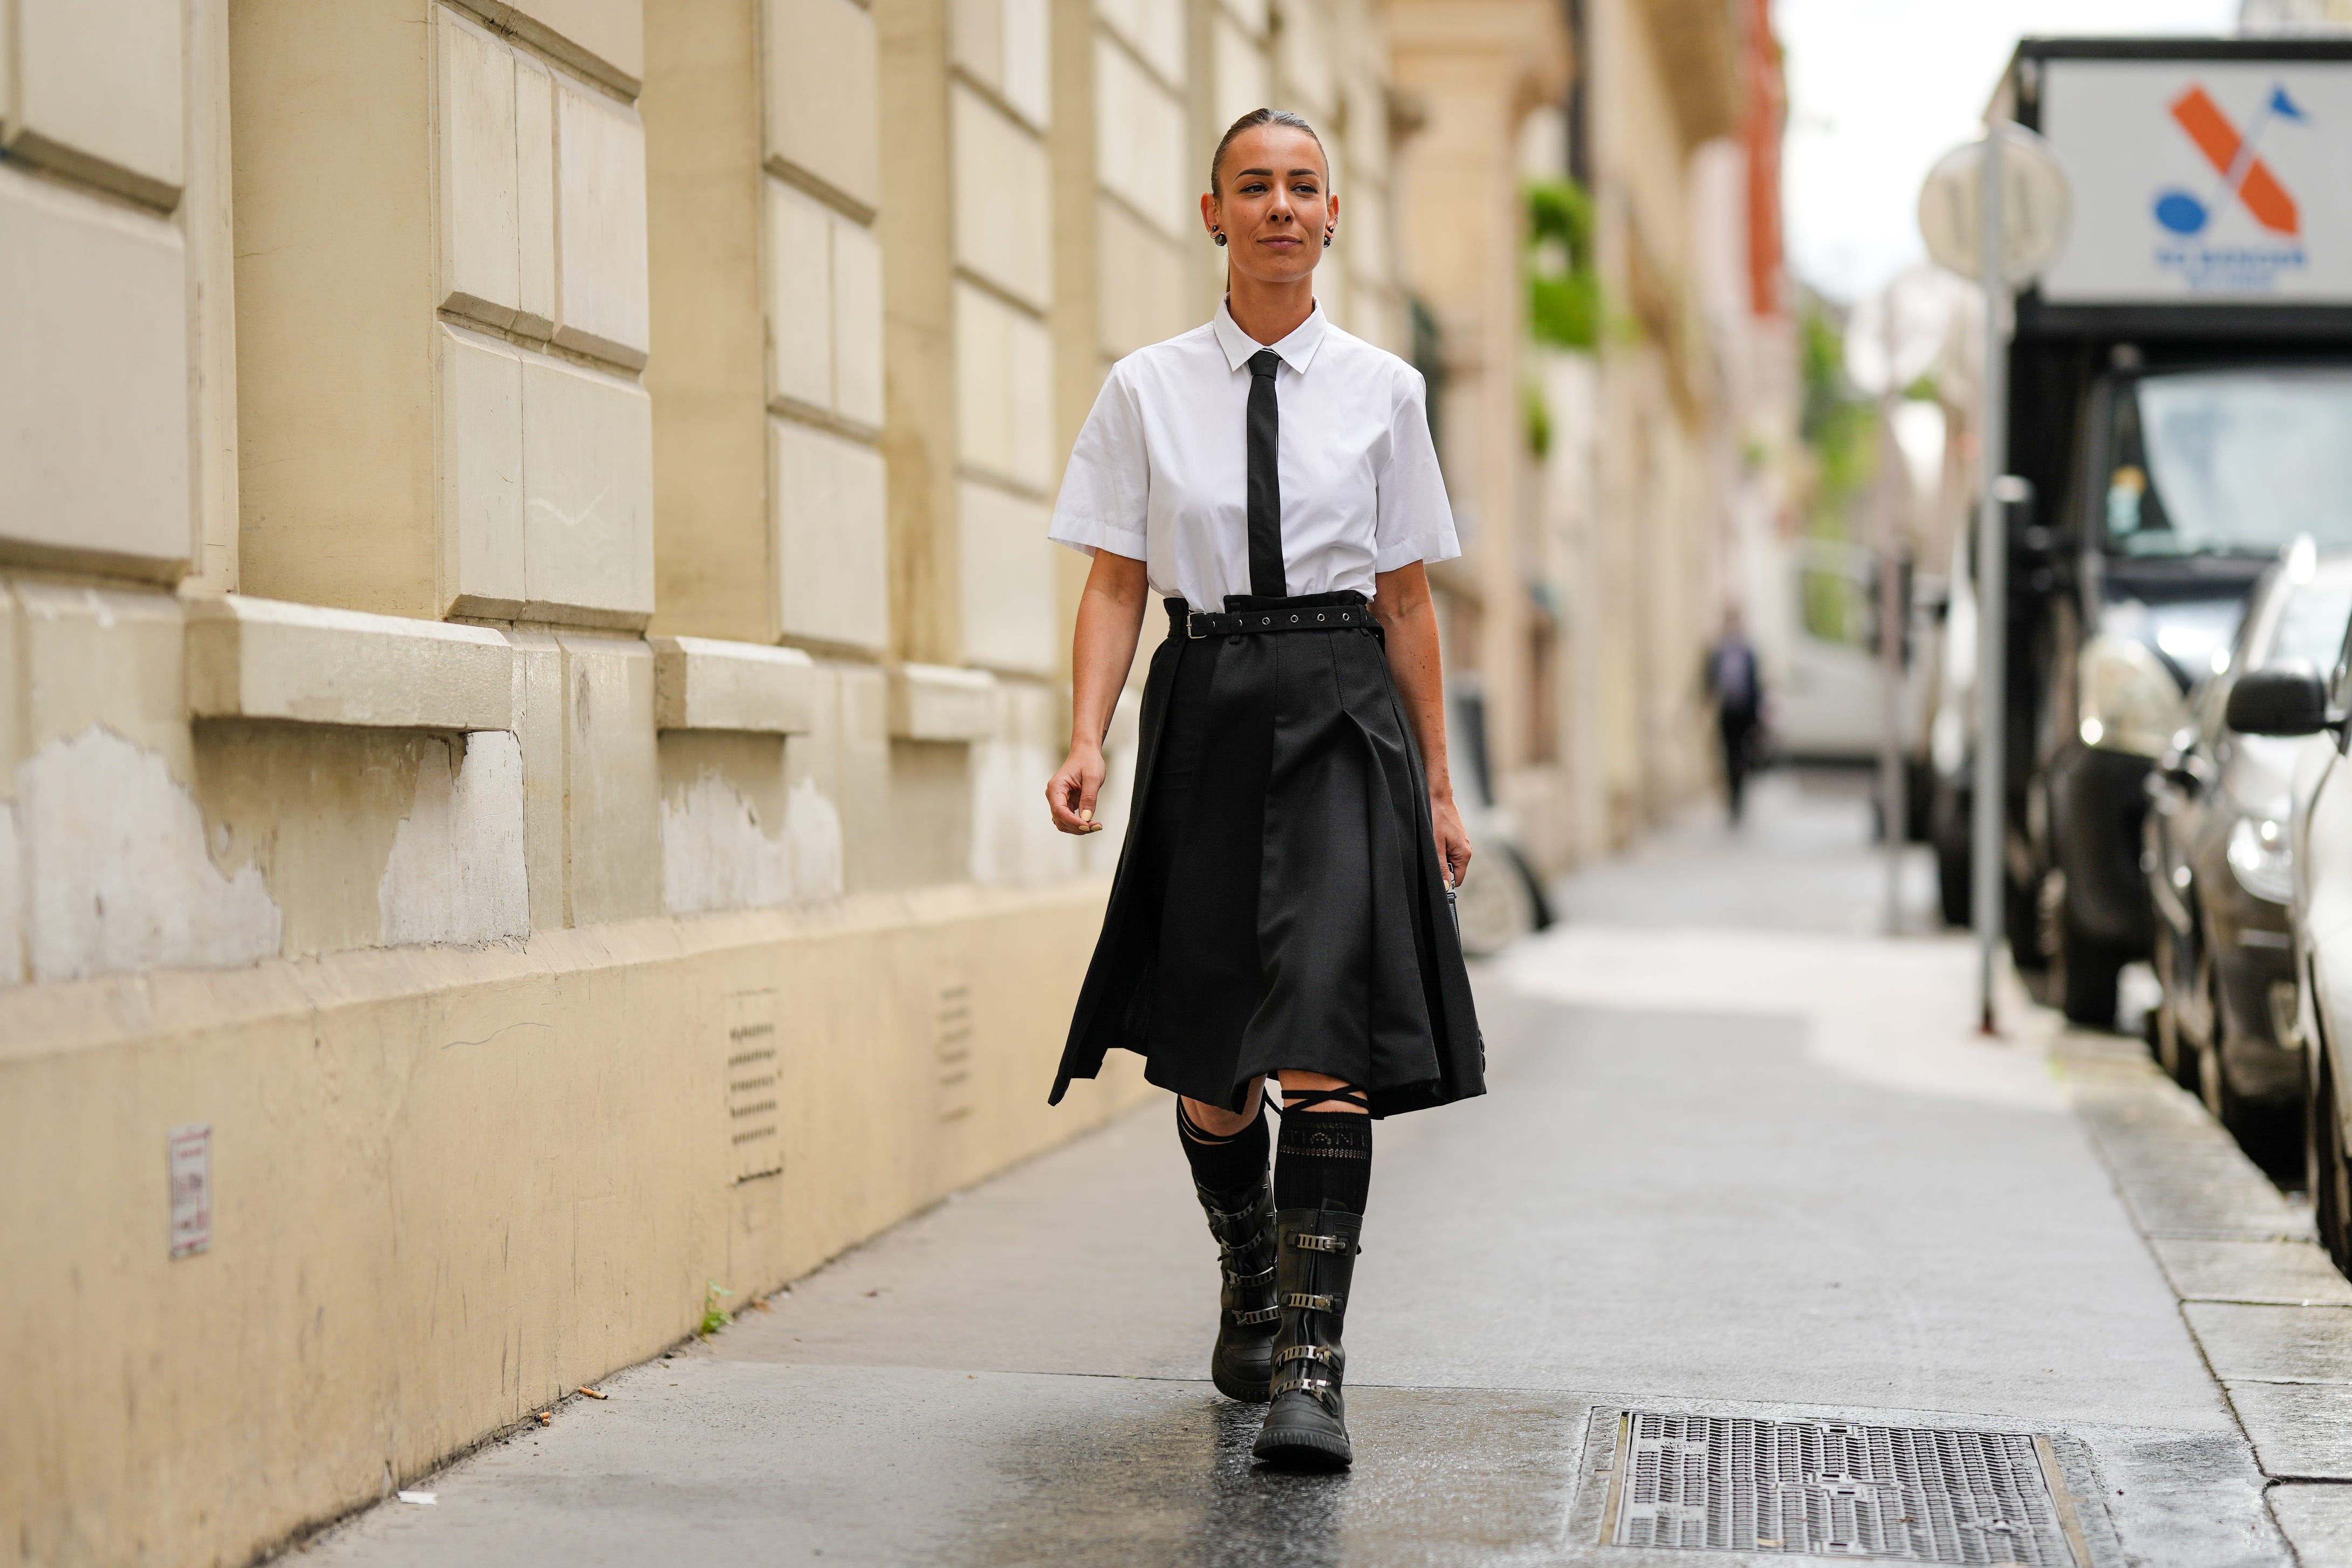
2104,370,2352,558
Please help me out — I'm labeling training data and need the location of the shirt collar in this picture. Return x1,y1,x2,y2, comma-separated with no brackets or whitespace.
1212,298,1331,376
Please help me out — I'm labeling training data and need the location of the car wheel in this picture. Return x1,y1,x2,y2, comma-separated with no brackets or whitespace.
1452,847,1537,958
2151,921,2193,1083
2310,1046,2352,1278
1935,828,1971,931
2197,944,2239,1127
2043,871,2123,1029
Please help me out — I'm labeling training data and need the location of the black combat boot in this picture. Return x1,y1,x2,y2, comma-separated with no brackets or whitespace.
1197,1180,1281,1402
1251,1204,1363,1469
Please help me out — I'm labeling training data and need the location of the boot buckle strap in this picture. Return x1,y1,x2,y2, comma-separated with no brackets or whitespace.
1223,1264,1275,1288
1271,1374,1335,1399
1282,1292,1341,1312
1231,1305,1282,1326
1292,1233,1352,1253
1276,1344,1340,1367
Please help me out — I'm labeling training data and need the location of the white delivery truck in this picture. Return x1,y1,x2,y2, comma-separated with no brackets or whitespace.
1934,37,2352,1024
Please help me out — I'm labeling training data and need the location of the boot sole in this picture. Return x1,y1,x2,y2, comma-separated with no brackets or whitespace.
1251,1425,1353,1470
1213,1367,1273,1403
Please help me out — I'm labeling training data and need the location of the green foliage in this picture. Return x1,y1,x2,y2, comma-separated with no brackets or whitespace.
1525,381,1553,460
1797,295,1878,532
1526,178,1600,352
699,1281,734,1337
1902,372,1941,404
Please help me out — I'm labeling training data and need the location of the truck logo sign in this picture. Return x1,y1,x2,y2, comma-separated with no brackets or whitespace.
2151,83,2310,291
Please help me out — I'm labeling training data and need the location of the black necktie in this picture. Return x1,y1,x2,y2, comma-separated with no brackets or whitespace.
1246,348,1287,599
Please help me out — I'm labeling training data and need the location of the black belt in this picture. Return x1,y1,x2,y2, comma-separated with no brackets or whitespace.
1167,598,1376,640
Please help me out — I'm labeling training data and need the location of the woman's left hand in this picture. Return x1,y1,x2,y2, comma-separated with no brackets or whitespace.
1431,792,1472,888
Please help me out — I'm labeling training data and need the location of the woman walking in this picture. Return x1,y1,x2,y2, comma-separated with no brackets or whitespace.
1043,108,1485,1471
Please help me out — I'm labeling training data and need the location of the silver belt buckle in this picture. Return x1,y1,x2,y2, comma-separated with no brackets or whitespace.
1186,611,1207,640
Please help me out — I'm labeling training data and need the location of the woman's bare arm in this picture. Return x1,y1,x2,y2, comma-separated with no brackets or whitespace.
1370,561,1471,884
1048,550,1151,834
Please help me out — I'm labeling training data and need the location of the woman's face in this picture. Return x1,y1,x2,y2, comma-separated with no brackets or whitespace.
1202,126,1336,288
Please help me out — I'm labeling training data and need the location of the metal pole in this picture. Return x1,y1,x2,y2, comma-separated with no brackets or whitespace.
1972,127,2009,1034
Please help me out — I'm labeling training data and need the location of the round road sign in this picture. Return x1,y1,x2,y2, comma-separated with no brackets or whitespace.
1918,122,2072,287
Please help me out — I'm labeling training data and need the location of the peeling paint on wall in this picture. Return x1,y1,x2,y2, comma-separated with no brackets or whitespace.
969,740,1081,887
661,769,790,915
19,725,283,982
659,771,845,915
378,732,529,947
784,776,843,902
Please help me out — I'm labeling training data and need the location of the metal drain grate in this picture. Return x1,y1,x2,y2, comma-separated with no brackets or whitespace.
1601,1411,2089,1565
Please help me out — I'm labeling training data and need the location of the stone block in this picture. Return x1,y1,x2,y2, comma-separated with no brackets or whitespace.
1094,35,1186,238
958,482,1056,676
436,9,522,329
0,166,190,576
186,595,516,731
889,663,997,742
951,0,1049,127
2154,1239,2352,1307
1212,10,1269,138
953,283,1054,491
516,53,559,335
1343,66,1387,183
831,215,885,429
1220,0,1268,39
765,179,835,412
1274,0,1333,116
553,73,650,368
2223,1383,2352,1481
1096,197,1187,358
771,417,890,652
951,85,1050,309
555,632,659,925
14,581,190,771
522,351,656,624
651,637,817,733
762,0,879,213
475,0,644,92
503,627,566,929
9,0,184,208
1097,0,1183,89
440,325,527,612
2185,1302,2352,1384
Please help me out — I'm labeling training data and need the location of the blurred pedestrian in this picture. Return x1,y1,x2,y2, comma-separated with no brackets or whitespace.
1706,607,1765,822
1044,108,1484,1473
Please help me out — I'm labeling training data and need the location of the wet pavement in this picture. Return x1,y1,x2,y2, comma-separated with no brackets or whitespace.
298,769,2348,1567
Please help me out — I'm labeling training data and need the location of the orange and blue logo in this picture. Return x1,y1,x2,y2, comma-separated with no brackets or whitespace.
2154,84,2305,237
2151,82,2310,291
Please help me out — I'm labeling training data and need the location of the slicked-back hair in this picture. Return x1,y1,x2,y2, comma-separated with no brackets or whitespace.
1209,108,1328,197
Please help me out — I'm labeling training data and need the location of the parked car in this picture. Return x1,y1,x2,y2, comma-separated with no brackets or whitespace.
2233,626,2352,1271
2145,551,2352,1162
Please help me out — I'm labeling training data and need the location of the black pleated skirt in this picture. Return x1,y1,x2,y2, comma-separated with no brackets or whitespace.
1050,590,1485,1119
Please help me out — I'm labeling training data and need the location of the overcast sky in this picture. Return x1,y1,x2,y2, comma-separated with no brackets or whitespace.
1777,0,2242,303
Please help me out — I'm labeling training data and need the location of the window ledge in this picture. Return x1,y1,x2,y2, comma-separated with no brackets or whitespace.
651,636,817,734
889,663,997,742
184,595,515,731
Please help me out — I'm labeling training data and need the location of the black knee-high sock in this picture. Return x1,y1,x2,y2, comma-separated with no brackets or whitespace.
1274,1111,1373,1215
1178,1099,1269,1206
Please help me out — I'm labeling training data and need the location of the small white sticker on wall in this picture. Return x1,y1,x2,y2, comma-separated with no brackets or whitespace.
169,1124,211,1258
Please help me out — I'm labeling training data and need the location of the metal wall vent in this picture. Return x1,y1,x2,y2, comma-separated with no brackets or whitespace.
935,973,974,1124
725,990,782,1182
1598,1411,2091,1566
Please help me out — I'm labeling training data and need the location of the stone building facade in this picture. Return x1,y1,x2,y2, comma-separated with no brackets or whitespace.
0,1,1414,1560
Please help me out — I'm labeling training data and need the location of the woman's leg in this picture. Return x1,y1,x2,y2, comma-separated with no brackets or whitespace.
1254,1069,1371,1470
1177,1078,1279,1402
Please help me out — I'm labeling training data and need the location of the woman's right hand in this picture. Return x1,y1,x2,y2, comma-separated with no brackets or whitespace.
1048,743,1108,834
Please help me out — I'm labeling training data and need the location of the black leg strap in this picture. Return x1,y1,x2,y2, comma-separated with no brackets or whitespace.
1277,1084,1370,1114
1178,1098,1260,1144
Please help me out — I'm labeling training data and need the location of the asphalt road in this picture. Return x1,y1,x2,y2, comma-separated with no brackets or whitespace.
298,769,2338,1567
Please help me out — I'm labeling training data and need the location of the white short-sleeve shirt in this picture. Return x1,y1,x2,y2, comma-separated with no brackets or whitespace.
1048,300,1460,610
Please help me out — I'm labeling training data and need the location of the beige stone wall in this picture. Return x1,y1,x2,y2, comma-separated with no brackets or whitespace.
0,0,1418,1560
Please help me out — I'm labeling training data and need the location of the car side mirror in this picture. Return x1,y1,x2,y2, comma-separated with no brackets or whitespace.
2226,666,2331,737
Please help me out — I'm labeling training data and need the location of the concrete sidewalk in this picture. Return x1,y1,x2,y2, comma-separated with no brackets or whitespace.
297,772,2307,1567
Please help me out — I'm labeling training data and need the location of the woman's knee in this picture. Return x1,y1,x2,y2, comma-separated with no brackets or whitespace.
1179,1079,1264,1139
